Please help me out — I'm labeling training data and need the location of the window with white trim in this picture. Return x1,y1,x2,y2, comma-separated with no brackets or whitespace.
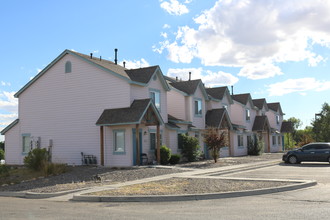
150,132,162,150
150,90,161,111
272,136,276,145
245,109,250,121
194,99,202,116
114,130,125,153
276,115,280,124
237,135,244,147
22,134,31,154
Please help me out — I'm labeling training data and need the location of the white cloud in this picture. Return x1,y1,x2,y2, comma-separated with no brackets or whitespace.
1,81,11,86
123,58,150,69
0,91,18,113
160,32,168,39
163,24,171,29
160,0,189,16
166,67,238,87
267,78,330,96
238,62,283,80
156,0,330,79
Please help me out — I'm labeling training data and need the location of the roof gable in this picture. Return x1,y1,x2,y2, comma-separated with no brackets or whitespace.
96,99,163,126
232,93,255,108
169,79,209,100
206,86,233,104
205,108,233,130
267,102,284,115
15,50,170,97
252,116,270,132
252,98,269,111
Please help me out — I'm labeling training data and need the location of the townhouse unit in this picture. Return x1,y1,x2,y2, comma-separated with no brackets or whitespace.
1,50,286,166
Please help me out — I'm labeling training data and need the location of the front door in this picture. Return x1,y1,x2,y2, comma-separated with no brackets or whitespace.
132,128,143,165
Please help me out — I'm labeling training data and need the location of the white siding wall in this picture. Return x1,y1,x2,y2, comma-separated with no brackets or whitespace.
4,124,21,165
16,53,131,165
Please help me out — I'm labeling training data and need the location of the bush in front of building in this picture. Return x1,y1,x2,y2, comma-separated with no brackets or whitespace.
181,134,201,162
159,145,171,165
169,154,181,165
247,134,264,156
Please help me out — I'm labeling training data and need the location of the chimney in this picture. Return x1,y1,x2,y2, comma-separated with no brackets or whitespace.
90,53,93,59
114,48,118,65
176,76,178,81
99,56,102,61
189,72,191,81
123,61,126,68
231,85,234,95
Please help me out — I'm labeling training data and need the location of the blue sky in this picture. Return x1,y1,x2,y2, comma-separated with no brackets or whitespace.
1,0,330,141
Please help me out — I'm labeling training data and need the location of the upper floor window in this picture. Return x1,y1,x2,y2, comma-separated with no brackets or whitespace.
245,109,250,121
194,99,202,116
150,89,160,111
65,61,72,73
276,115,280,124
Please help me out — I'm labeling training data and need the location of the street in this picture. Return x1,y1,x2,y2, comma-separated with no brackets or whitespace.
1,162,330,220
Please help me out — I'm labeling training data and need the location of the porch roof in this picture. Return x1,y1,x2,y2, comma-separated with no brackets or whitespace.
252,115,270,132
205,108,233,130
96,99,164,126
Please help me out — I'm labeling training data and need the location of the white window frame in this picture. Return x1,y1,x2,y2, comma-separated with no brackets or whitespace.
149,89,161,111
22,134,31,154
194,98,202,117
113,130,125,154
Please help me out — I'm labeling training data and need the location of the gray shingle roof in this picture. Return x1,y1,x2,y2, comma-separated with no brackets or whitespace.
267,102,284,115
252,115,270,132
170,79,202,95
205,87,227,100
205,108,232,129
231,93,251,105
125,66,158,84
252,99,267,110
96,99,162,126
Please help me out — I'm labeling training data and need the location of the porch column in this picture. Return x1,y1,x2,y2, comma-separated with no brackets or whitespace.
100,126,104,166
156,123,160,164
136,124,140,165
267,131,271,153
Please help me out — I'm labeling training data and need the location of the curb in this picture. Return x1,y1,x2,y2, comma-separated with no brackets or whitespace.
72,180,317,203
0,188,90,199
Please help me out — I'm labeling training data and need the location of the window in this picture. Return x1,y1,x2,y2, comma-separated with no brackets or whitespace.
194,99,202,116
22,134,31,154
178,133,184,150
113,130,125,153
237,135,243,147
150,132,162,150
272,136,276,145
276,115,280,124
278,136,281,145
65,61,72,73
247,135,252,145
245,109,250,121
150,89,161,111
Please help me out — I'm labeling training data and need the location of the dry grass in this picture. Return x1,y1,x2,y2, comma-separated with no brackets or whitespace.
0,167,44,186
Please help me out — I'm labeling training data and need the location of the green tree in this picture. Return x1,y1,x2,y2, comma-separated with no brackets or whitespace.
283,117,302,143
203,128,228,163
312,102,330,142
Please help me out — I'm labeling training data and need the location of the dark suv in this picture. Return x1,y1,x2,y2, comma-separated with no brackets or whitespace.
283,142,330,164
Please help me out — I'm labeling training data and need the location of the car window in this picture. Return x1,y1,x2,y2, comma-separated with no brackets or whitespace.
303,145,316,150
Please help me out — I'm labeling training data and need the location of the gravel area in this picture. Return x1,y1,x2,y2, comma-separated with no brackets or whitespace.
0,167,187,193
0,153,283,194
89,177,292,196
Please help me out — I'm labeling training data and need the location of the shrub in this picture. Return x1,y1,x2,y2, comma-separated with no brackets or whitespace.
42,163,67,177
181,134,201,162
0,164,9,177
169,154,181,165
247,134,264,156
159,145,171,165
0,149,4,160
24,148,49,171
203,128,228,163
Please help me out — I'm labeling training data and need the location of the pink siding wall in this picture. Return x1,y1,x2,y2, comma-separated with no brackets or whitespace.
16,53,131,165
4,124,21,164
167,89,186,120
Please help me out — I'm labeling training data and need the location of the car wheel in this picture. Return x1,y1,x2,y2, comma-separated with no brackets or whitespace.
288,155,298,164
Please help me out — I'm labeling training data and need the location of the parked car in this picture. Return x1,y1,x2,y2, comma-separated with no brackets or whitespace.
283,142,330,164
